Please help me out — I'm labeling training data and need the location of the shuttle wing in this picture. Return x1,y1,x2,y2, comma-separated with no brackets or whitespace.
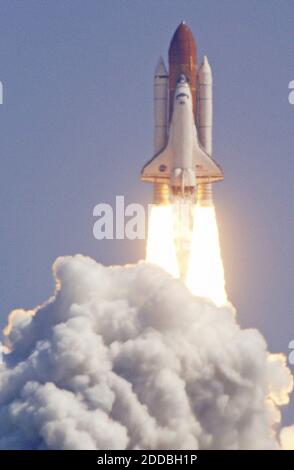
141,145,173,182
193,141,223,183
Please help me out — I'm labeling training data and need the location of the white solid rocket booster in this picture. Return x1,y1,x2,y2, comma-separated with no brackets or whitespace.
153,57,169,204
198,56,212,155
154,57,168,153
197,56,213,205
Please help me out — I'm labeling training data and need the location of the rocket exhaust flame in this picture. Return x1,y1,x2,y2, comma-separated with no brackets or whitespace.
146,200,227,307
172,198,194,279
146,204,179,278
186,204,227,307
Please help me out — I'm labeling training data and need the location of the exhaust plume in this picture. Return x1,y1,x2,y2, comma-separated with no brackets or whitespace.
0,255,293,450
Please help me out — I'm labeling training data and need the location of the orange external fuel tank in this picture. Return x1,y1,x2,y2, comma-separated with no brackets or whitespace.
168,22,197,121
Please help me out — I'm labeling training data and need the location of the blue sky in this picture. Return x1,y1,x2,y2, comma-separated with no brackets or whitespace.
0,0,293,422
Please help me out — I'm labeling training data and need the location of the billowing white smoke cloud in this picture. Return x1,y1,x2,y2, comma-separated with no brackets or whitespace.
0,255,293,450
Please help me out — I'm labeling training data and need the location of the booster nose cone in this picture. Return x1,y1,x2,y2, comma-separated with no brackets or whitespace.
198,55,212,84
201,55,211,72
154,56,168,77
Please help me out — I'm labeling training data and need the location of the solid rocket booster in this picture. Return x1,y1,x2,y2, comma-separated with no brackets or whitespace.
197,56,213,206
154,57,168,153
198,56,212,156
153,58,170,205
141,22,223,203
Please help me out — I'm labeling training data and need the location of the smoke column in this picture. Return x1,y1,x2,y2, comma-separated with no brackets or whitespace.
0,255,293,449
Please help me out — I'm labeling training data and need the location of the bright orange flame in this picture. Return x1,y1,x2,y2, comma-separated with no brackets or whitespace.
186,205,227,306
146,202,227,307
146,205,179,278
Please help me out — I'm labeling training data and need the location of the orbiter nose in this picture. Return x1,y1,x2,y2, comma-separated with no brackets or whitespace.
177,73,188,84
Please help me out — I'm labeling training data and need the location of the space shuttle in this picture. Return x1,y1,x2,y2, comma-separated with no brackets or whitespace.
141,22,223,205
